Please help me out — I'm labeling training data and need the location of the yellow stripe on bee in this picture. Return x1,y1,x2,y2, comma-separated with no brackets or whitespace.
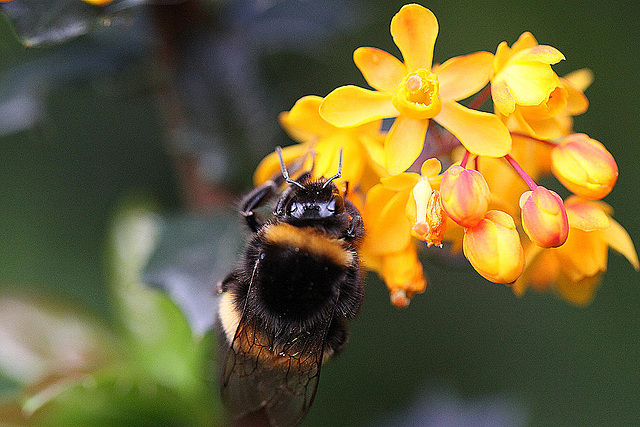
263,223,353,267
219,292,241,343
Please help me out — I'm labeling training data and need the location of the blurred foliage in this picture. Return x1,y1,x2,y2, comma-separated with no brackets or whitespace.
0,1,638,426
0,198,222,425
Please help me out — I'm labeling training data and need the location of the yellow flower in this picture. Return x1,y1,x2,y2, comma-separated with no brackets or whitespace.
319,4,511,175
551,133,618,200
556,68,594,135
362,158,442,255
463,210,525,284
253,95,386,191
492,32,589,140
360,158,442,303
365,243,427,308
514,197,639,305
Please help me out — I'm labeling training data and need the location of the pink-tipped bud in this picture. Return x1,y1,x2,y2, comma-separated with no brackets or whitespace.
440,165,490,228
520,186,569,248
463,210,525,284
551,133,618,200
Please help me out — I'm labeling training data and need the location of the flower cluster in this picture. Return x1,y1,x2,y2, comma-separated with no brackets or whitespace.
254,4,638,307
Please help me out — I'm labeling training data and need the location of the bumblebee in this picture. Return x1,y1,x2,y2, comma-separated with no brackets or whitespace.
217,147,364,426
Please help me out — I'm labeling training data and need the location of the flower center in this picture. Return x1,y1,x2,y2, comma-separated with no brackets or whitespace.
411,177,445,247
392,68,442,120
519,85,568,121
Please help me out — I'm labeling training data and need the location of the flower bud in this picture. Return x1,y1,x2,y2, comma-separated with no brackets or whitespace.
440,165,490,228
551,133,618,199
520,186,569,248
463,210,525,283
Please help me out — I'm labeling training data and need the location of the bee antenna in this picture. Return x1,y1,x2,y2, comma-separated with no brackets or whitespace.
276,146,305,189
322,148,343,188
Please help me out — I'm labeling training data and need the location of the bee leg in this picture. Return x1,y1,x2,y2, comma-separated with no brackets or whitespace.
240,180,278,232
345,205,364,240
326,318,350,355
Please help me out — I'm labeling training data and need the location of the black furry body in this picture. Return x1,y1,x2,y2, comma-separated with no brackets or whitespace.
217,175,364,427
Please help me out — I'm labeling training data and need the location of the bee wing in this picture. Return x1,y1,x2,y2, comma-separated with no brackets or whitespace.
222,288,335,427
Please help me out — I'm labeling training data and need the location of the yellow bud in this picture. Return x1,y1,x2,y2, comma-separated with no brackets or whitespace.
551,133,618,199
440,165,490,228
463,210,525,284
392,69,441,120
520,186,569,248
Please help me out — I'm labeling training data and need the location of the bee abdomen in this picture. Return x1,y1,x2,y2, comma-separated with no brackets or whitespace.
255,223,354,322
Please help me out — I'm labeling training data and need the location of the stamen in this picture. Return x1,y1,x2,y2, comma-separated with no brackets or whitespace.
406,75,423,92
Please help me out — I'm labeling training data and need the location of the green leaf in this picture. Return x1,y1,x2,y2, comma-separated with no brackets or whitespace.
106,196,220,402
143,212,245,335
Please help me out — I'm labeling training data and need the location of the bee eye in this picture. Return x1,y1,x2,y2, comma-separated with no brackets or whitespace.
288,202,303,217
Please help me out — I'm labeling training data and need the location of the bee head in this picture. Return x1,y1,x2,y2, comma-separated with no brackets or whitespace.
283,180,345,220
274,147,346,224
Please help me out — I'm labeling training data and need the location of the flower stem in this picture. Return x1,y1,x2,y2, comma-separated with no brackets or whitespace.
504,154,537,191
461,150,471,168
468,84,492,110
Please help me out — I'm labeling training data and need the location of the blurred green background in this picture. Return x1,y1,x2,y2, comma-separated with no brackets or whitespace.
0,1,638,426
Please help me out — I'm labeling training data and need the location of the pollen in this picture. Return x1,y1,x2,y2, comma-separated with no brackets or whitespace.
406,75,423,92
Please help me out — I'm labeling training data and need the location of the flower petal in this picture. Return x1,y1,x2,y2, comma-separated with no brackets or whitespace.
511,32,539,53
420,157,442,177
354,47,406,93
563,68,594,92
390,4,438,71
359,133,387,172
364,185,412,254
562,77,589,115
557,273,601,307
314,133,366,185
502,62,559,106
253,144,309,185
279,95,335,141
565,200,610,231
493,41,511,72
554,228,608,281
381,172,419,191
435,100,511,157
380,244,427,302
603,217,640,270
512,243,545,296
385,116,429,175
491,78,516,115
511,45,565,65
320,85,396,127
436,51,493,101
